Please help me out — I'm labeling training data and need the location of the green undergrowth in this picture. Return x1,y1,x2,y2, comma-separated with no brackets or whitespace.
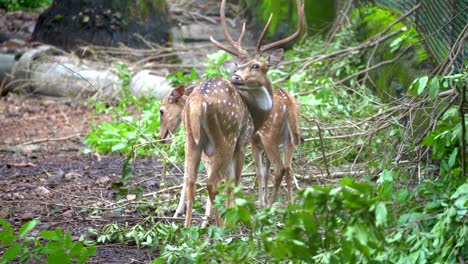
0,219,96,264
95,174,467,263
84,62,163,156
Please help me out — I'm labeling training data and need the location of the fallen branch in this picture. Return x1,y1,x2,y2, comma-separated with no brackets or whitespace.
21,134,82,146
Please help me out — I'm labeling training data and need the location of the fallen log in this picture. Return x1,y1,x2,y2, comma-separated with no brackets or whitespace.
1,45,172,100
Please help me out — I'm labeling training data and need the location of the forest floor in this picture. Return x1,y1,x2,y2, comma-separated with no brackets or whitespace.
0,94,166,263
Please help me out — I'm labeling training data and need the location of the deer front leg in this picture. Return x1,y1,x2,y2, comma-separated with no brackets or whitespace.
184,142,202,228
252,141,267,207
202,197,212,228
174,180,186,218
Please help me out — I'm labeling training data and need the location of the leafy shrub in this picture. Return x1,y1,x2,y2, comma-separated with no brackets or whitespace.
84,62,163,156
408,73,468,178
0,219,96,264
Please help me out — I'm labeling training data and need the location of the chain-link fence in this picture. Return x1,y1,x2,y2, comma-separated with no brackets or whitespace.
359,0,467,72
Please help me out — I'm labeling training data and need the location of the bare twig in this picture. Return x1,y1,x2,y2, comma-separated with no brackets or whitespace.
312,119,331,178
21,134,82,145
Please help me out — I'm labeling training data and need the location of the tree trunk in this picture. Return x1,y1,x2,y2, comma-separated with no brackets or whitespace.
32,0,171,51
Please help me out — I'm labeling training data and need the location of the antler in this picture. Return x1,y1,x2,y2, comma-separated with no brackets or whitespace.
255,0,304,55
210,0,248,60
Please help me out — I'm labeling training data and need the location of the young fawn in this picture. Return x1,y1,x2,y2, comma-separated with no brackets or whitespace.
160,0,303,227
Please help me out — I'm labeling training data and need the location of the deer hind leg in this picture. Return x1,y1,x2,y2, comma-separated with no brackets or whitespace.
206,175,221,226
265,143,285,206
184,142,202,228
205,156,231,227
202,157,213,227
284,142,294,204
174,180,186,218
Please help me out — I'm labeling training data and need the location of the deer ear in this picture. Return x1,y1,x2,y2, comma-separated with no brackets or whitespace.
267,48,284,67
171,86,185,102
224,61,238,72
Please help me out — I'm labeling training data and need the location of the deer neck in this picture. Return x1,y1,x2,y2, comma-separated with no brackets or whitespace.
237,83,273,131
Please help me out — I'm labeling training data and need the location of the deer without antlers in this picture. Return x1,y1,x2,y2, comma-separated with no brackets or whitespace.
161,0,303,227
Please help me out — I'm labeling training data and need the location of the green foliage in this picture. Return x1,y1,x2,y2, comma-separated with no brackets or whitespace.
241,0,334,36
378,179,468,263
166,68,197,88
409,73,468,177
0,219,96,264
264,176,390,262
95,174,466,263
0,0,51,11
268,25,386,166
84,62,162,156
357,5,431,98
202,50,232,79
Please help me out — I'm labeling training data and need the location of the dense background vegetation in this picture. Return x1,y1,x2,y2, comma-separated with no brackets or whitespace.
0,0,51,11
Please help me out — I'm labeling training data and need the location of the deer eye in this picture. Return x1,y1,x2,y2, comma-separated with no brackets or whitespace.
252,64,260,69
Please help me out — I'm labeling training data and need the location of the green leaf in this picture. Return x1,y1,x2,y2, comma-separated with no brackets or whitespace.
1,243,21,262
0,232,16,247
448,148,458,168
377,170,394,184
234,198,248,206
298,94,322,106
375,202,387,226
40,230,60,241
417,76,429,95
18,219,38,238
71,242,84,256
0,219,13,233
428,77,440,100
408,78,419,95
111,143,128,152
380,182,394,201
63,231,73,248
41,242,63,255
451,182,468,200
396,189,410,204
237,207,252,226
46,253,71,264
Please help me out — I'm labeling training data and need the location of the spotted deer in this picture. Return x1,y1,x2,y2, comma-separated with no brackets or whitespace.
160,85,301,210
252,88,301,207
162,0,303,227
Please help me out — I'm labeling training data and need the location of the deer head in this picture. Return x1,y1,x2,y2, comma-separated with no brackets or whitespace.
210,0,304,130
159,86,187,143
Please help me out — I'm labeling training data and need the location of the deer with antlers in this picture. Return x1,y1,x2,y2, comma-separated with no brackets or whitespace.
160,84,302,209
161,0,303,227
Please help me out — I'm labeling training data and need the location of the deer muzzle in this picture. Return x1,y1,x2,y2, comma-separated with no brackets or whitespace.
231,74,243,85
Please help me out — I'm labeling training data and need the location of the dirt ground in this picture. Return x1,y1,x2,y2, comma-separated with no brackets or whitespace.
0,94,171,263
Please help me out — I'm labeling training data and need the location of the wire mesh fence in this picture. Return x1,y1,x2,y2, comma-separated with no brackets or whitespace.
359,0,467,72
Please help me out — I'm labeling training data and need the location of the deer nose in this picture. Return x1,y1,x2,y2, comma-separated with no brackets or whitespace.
231,75,243,85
